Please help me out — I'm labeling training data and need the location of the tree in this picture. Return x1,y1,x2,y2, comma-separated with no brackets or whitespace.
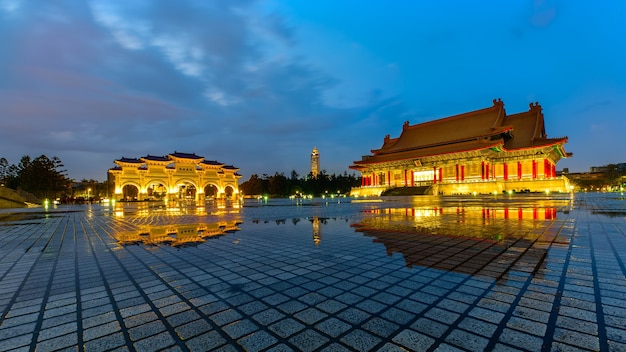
240,174,266,195
268,173,288,196
290,170,299,181
6,155,69,199
240,170,361,197
0,157,8,181
605,164,621,187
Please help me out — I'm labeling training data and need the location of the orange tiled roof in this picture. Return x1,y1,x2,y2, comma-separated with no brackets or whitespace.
354,139,503,166
372,99,508,154
353,99,570,167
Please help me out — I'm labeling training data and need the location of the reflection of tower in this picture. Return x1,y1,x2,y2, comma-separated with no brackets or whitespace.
311,147,320,178
312,216,321,246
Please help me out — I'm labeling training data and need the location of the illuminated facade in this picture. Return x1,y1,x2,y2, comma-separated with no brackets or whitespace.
114,220,242,248
108,152,242,201
350,100,572,196
311,147,320,177
351,200,569,277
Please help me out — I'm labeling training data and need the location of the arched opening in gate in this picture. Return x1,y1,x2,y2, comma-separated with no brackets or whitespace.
122,184,139,201
178,182,196,200
224,185,234,198
204,185,218,199
146,182,167,200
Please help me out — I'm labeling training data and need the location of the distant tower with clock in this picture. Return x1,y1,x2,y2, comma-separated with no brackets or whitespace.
311,147,320,178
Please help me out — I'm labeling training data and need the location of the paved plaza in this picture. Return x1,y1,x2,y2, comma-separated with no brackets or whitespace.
0,193,625,351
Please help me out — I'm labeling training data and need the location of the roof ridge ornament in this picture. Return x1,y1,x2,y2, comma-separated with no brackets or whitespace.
492,98,503,106
529,102,542,111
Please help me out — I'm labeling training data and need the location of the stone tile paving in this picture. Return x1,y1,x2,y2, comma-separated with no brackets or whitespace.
0,193,624,351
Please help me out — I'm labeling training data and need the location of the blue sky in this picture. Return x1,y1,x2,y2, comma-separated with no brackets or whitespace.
1,0,625,181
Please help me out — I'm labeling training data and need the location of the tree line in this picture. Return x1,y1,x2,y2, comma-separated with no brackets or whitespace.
239,170,361,197
1,155,70,200
570,163,626,191
1,154,361,201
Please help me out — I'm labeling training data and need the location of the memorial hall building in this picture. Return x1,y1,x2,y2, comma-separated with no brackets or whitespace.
108,152,241,201
350,99,572,196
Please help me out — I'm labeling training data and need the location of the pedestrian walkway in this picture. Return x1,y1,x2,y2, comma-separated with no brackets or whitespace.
0,194,624,351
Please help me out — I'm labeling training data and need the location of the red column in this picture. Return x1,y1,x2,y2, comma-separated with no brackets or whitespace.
455,164,459,182
438,168,442,183
518,161,522,179
461,165,465,181
404,170,407,186
481,161,485,180
532,161,537,179
433,167,437,184
503,163,508,181
387,171,391,186
410,171,414,186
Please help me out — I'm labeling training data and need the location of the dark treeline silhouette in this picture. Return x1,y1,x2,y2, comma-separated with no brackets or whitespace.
1,155,69,200
240,170,361,197
572,163,626,191
1,155,112,203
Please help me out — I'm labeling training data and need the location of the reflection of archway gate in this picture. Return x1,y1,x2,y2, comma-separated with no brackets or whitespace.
109,152,242,201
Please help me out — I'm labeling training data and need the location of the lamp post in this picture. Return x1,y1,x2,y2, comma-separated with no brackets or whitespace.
87,188,91,203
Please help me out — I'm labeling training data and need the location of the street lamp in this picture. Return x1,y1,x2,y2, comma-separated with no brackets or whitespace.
87,188,91,202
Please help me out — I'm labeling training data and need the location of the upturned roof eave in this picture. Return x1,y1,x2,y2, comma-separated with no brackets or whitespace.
352,141,504,167
503,137,571,157
372,128,512,157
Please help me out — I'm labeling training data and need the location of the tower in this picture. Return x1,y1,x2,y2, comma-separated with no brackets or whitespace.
311,147,320,177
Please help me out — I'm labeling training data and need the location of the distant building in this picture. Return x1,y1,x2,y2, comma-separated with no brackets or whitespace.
311,147,320,177
590,163,626,173
108,152,241,201
565,162,626,192
350,99,573,196
589,166,609,173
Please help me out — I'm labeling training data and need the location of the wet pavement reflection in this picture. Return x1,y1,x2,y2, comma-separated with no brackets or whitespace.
352,201,570,281
0,193,624,351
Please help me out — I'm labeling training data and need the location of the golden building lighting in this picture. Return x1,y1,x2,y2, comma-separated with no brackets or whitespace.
350,99,572,196
108,152,242,202
311,147,320,177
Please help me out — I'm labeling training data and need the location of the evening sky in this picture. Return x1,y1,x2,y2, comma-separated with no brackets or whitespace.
1,0,625,181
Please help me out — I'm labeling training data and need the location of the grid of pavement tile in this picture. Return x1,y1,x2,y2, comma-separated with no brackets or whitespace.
0,193,625,351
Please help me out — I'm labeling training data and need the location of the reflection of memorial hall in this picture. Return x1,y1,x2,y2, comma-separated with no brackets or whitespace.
352,203,569,279
350,100,572,196
109,152,241,201
115,221,242,247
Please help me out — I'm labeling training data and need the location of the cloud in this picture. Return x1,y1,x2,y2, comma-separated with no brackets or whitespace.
0,0,401,180
0,0,20,13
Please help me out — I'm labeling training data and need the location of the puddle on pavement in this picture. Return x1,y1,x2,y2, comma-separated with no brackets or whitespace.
0,212,64,225
351,203,569,279
115,220,243,248
108,196,573,281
